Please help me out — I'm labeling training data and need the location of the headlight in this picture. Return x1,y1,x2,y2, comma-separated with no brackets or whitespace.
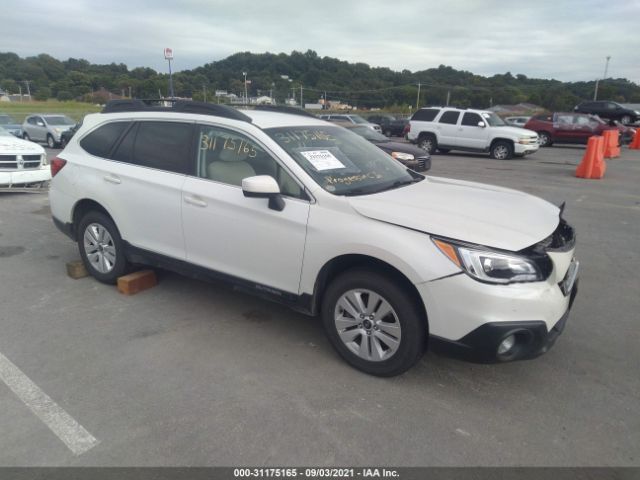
634,110,639,115
54,128,61,133
517,137,535,144
432,238,543,284
41,154,48,166
391,152,415,161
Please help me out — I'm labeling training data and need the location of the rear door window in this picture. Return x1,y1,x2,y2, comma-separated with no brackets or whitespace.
438,111,461,125
131,121,193,174
80,122,129,158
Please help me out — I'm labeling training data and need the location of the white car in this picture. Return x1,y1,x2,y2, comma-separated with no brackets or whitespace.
407,107,539,159
49,100,578,376
0,127,50,190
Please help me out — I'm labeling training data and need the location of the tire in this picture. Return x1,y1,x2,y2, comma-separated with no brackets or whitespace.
383,129,392,137
321,269,426,377
417,133,437,154
46,134,56,149
22,132,30,141
620,115,631,125
437,148,450,154
60,136,68,149
538,131,552,147
78,211,129,284
490,140,514,160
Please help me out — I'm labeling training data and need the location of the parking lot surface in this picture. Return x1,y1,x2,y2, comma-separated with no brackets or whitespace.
0,145,639,466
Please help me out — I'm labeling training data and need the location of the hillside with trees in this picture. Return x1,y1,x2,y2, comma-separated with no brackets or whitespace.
1,50,639,111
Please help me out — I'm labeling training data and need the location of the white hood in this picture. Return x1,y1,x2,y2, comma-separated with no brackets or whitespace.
495,126,538,137
0,136,45,155
347,176,560,251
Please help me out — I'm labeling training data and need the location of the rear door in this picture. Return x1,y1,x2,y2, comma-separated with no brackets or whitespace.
78,120,191,260
435,110,461,147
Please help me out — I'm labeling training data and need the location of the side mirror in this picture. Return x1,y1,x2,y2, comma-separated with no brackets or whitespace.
37,121,45,127
477,121,486,128
242,175,285,211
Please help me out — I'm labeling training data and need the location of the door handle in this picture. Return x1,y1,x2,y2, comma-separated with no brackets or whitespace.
184,195,207,208
103,174,121,184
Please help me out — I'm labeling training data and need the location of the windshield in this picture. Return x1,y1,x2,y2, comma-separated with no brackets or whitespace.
482,113,507,127
350,115,369,125
350,125,388,142
0,115,17,125
266,126,421,196
44,115,75,126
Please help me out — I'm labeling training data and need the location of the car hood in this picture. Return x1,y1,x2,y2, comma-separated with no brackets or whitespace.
495,126,538,137
0,136,45,154
373,140,428,157
347,176,560,251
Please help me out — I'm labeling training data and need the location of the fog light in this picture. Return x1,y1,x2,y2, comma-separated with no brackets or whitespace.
497,335,516,355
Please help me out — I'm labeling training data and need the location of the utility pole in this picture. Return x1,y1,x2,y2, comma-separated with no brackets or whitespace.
446,90,451,106
24,80,31,100
203,84,207,102
324,90,327,109
18,85,22,102
128,86,132,98
594,55,611,101
416,82,421,110
164,48,175,99
300,84,303,109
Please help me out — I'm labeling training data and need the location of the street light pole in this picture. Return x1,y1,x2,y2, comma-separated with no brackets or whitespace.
242,72,248,104
593,55,611,101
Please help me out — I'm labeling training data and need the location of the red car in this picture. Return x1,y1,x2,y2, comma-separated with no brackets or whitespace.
524,112,636,147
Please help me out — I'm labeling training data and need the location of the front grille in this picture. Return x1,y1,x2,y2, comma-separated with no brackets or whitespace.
0,154,41,170
0,155,17,169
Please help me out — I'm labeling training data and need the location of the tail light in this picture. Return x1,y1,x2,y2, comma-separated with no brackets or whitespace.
50,157,67,177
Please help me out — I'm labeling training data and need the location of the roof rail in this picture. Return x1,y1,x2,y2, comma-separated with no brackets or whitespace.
101,99,252,123
250,105,318,118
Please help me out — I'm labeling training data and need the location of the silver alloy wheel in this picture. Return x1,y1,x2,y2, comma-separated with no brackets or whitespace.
493,144,509,159
334,289,401,362
539,133,550,146
47,135,55,148
418,137,433,153
83,223,117,274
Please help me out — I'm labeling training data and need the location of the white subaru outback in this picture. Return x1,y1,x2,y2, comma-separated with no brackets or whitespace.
49,100,578,376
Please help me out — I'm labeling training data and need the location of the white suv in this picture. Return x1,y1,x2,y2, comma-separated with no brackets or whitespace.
49,100,578,376
407,107,539,159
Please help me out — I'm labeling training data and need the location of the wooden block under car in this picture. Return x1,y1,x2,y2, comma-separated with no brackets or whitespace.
66,260,88,279
117,270,157,295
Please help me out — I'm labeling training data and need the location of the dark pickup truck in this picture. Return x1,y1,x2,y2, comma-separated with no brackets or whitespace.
367,114,408,137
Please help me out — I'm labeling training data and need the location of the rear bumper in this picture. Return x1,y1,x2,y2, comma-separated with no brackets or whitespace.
430,280,578,362
53,215,75,240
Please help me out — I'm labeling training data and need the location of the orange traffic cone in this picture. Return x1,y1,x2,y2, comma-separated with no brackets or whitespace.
629,129,640,150
576,136,606,179
603,130,620,158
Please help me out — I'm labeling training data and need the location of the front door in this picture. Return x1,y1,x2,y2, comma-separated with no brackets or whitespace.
181,124,310,294
456,112,490,150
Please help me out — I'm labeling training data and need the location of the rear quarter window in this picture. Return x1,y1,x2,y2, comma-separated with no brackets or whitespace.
411,109,440,121
79,122,129,158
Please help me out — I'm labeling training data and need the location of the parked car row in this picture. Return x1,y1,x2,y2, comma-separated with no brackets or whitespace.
574,100,639,125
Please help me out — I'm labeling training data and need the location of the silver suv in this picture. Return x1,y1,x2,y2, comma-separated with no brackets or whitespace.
318,114,382,133
22,114,77,148
407,107,539,159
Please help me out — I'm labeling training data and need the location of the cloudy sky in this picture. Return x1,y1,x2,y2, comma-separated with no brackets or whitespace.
2,0,639,82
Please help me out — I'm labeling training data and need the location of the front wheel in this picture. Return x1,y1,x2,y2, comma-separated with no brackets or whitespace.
538,131,552,147
23,132,30,141
78,211,129,284
620,115,631,125
490,141,514,159
321,269,426,376
383,129,392,137
46,134,56,149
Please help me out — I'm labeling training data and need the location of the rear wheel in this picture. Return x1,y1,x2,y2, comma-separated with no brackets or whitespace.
78,211,129,284
490,141,514,160
417,133,436,154
321,269,426,376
